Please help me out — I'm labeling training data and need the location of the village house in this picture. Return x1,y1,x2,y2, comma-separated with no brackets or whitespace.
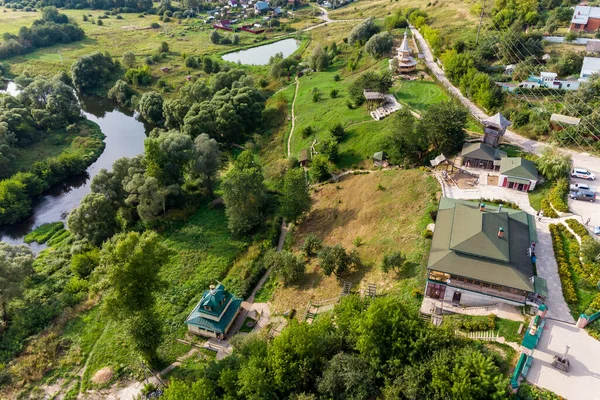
550,113,581,130
580,56,600,81
498,157,538,191
425,198,545,308
185,283,242,339
497,71,580,92
254,1,269,13
570,5,600,33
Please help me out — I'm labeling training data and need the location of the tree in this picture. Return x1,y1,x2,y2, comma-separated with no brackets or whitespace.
137,91,164,125
348,70,393,105
99,231,170,364
310,154,333,183
144,129,193,186
309,45,331,71
71,52,118,92
268,320,340,395
318,244,356,277
264,249,305,286
0,242,33,326
210,30,221,44
417,101,467,156
348,17,379,45
302,234,323,257
318,135,339,161
184,0,200,10
380,251,407,276
365,32,394,58
67,193,119,246
159,41,169,53
581,236,600,264
122,51,136,68
190,133,221,195
329,123,345,140
203,57,214,74
0,179,31,225
535,146,572,180
222,151,266,235
383,108,426,165
280,167,310,222
317,352,376,400
124,173,171,224
108,79,135,107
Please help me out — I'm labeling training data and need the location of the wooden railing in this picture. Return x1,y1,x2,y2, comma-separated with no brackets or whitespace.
449,280,526,303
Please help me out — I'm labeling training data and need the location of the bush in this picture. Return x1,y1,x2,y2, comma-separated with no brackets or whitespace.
540,199,559,218
422,229,433,239
151,22,160,29
548,179,569,213
301,125,315,139
330,88,339,98
549,224,578,304
333,74,340,82
458,314,496,332
302,234,322,257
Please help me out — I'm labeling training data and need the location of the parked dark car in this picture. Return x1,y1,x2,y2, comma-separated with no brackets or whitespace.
570,190,596,202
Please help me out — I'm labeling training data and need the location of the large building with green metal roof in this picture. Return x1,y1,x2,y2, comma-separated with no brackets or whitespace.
425,198,546,307
185,283,242,339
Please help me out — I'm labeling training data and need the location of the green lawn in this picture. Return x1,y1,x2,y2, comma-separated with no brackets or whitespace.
393,80,448,113
289,59,400,169
55,204,251,389
528,181,552,212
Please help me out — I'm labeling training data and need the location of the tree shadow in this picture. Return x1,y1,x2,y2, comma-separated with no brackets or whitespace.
337,150,363,169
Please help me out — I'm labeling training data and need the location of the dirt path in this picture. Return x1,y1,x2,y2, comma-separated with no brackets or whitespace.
287,76,300,157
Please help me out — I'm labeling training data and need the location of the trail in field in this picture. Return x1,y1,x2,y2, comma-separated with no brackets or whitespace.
287,76,300,157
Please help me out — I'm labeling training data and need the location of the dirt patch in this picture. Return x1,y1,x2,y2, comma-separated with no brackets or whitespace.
453,171,479,189
488,175,499,186
91,367,114,385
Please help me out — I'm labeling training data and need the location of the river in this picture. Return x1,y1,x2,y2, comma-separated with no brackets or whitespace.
0,82,149,246
222,38,301,66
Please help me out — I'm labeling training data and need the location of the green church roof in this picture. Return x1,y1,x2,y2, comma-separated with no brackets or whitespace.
185,283,243,333
460,142,507,161
429,198,536,292
499,157,538,181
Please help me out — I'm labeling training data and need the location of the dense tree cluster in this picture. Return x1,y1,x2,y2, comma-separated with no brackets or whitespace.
348,17,379,46
348,70,393,105
0,7,84,60
383,102,467,166
0,76,99,224
4,0,153,11
160,296,510,400
70,51,119,93
365,32,394,58
68,132,221,245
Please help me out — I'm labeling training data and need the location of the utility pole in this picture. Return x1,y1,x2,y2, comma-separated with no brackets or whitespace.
476,0,487,45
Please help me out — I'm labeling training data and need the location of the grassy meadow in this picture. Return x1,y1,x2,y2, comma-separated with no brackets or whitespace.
267,169,439,315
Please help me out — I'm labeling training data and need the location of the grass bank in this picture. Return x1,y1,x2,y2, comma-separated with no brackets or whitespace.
267,169,440,314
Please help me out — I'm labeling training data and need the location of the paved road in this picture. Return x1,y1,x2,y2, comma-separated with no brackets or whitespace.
411,24,600,232
527,319,600,400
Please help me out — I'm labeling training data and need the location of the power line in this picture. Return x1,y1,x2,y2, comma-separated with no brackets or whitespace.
479,8,600,153
476,14,597,153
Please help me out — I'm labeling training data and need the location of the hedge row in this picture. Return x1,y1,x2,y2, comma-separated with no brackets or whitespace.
549,224,578,304
541,199,559,218
548,179,569,213
565,218,588,239
459,314,497,332
562,220,600,285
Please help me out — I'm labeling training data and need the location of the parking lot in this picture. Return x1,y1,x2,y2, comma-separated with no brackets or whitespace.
569,165,600,236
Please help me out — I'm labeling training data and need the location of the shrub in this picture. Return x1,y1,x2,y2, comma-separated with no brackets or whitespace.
540,199,558,218
301,125,315,139
548,179,569,213
333,74,340,82
549,224,578,304
565,218,588,238
302,234,322,257
330,88,339,98
422,229,433,239
151,22,160,29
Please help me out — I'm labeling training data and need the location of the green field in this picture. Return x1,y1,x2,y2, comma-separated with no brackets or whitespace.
394,80,448,113
0,6,309,92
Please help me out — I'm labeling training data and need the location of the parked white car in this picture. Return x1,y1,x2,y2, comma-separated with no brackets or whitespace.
570,183,591,191
571,168,596,181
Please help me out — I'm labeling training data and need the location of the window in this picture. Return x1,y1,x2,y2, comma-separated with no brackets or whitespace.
575,24,581,28
204,306,212,311
429,270,450,282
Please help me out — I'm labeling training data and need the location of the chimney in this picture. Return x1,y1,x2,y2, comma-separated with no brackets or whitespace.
498,204,503,213
498,227,504,239
479,203,486,211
